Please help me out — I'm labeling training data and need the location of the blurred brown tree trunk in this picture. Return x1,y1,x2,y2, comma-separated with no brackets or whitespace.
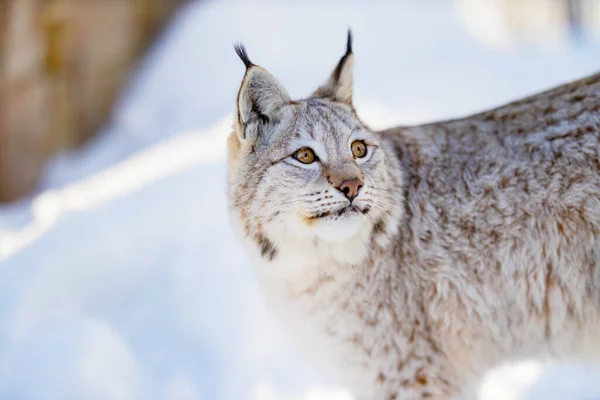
0,0,184,203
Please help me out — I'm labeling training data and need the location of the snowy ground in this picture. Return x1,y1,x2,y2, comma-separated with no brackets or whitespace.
1,1,600,399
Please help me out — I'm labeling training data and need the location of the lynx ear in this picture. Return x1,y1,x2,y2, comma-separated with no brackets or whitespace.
234,44,290,141
312,30,354,105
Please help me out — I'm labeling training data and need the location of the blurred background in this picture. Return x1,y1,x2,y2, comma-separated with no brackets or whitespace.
0,0,599,399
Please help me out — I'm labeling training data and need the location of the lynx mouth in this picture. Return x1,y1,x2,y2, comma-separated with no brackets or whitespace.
306,205,371,223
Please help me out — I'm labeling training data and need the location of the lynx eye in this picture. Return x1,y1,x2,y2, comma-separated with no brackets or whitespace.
294,147,316,164
351,140,367,158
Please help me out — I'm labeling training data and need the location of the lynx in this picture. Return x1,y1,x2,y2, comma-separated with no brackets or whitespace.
226,32,600,399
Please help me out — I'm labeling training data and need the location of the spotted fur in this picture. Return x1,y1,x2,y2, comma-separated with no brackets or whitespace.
227,34,600,399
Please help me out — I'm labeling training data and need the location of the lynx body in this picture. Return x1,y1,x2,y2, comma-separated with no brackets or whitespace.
227,33,600,399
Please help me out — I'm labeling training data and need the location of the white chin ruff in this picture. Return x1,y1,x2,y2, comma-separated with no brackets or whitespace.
312,214,364,242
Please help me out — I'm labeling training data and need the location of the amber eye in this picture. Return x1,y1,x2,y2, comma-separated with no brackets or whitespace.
294,147,316,164
351,140,367,158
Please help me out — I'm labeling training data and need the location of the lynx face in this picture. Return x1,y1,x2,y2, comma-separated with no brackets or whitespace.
241,99,390,243
228,34,402,260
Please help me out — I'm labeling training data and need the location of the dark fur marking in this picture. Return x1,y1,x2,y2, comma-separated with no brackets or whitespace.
326,103,354,129
240,121,250,140
248,92,270,126
254,160,281,189
547,132,571,142
312,104,339,138
309,211,333,220
304,113,317,139
282,159,306,169
236,79,247,136
256,112,270,124
373,218,386,235
257,234,277,261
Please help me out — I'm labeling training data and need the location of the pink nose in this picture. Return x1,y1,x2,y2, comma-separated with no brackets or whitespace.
337,178,363,202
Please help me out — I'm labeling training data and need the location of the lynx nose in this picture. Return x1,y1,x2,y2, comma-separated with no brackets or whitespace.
337,178,363,203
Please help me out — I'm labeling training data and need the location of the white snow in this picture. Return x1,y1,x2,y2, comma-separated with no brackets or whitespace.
1,1,600,399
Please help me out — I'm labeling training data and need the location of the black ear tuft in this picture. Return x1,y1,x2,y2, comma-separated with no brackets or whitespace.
333,29,354,82
234,43,253,69
311,29,355,104
346,28,353,55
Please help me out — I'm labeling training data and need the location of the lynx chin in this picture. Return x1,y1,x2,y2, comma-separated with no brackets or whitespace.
226,31,600,399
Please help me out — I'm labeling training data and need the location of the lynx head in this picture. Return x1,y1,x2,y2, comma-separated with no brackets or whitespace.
228,32,403,264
